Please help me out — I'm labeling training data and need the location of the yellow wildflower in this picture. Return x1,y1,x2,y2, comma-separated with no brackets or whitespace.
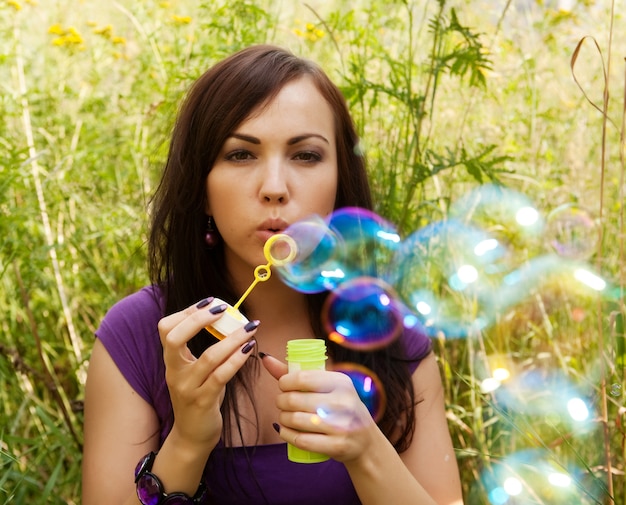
159,1,171,7
86,20,98,27
7,0,21,10
293,20,324,43
51,29,84,48
171,14,191,24
48,23,65,35
112,36,126,46
93,24,113,39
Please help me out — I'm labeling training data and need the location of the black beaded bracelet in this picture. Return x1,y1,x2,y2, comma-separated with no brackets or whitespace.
134,452,207,505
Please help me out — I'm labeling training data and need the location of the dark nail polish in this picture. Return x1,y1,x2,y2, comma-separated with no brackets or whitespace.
272,422,280,434
244,320,260,332
241,339,256,354
258,352,268,359
196,297,214,309
209,304,227,314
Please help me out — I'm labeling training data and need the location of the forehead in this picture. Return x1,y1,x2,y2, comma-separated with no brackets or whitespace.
240,77,335,134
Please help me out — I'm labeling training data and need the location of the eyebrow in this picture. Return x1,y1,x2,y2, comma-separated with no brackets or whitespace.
229,133,330,145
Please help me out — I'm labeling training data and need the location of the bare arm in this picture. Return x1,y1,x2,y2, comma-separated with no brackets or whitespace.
344,352,464,505
82,339,157,505
82,301,259,504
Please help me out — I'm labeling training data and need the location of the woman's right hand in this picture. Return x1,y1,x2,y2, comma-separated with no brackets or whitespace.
157,298,259,451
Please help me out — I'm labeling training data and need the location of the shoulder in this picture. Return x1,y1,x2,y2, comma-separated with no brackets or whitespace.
95,285,167,405
96,284,165,362
100,285,165,329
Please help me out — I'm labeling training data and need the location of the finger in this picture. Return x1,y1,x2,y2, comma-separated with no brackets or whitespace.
157,297,215,338
260,353,288,380
196,338,258,392
279,410,328,433
274,423,327,452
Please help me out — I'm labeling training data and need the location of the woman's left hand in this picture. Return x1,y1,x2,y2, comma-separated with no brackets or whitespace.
262,355,378,463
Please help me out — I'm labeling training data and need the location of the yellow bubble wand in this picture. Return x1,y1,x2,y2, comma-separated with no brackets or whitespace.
205,233,297,339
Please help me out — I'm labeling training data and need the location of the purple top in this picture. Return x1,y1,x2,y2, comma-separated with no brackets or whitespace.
96,285,432,504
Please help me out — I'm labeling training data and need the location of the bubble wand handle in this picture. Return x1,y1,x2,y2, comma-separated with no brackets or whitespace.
233,264,271,310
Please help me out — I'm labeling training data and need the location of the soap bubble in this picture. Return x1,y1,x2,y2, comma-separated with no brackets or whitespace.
450,184,544,248
390,220,508,338
273,214,344,293
327,207,401,283
545,204,598,260
322,277,403,350
495,254,608,313
481,364,595,433
474,449,601,504
332,362,386,421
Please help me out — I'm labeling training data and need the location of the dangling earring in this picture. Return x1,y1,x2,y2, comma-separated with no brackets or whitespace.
204,216,220,248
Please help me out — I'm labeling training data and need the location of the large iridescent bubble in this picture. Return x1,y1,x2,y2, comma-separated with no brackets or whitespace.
449,184,544,244
327,207,401,284
332,363,387,422
389,219,508,337
474,353,596,432
322,277,404,350
544,203,599,260
270,214,344,293
272,208,401,293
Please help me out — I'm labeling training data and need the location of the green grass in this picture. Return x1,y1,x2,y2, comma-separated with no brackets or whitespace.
1,0,625,503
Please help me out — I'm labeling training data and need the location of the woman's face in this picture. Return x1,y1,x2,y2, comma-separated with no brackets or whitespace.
206,76,338,271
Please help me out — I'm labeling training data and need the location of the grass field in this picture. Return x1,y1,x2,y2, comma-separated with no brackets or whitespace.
1,0,625,503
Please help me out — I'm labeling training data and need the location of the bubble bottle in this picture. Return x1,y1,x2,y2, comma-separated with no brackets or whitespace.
285,338,330,463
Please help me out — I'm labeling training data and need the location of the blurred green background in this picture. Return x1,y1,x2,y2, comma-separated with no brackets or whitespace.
1,0,625,503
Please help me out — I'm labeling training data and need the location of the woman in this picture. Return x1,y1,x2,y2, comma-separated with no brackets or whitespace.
82,44,463,505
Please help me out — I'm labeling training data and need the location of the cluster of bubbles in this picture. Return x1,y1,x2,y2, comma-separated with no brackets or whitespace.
265,184,612,498
269,185,608,345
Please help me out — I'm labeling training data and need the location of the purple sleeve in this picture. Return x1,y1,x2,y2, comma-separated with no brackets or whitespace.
95,286,166,407
404,324,433,374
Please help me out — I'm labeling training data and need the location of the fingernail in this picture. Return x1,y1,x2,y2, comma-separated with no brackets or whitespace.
209,304,228,314
258,352,269,359
196,297,214,309
244,320,260,332
241,339,256,354
272,422,280,434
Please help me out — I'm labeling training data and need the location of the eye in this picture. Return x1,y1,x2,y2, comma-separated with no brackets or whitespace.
225,149,255,162
294,151,322,163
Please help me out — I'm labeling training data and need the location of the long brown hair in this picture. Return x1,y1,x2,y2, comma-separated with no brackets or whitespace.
148,45,419,452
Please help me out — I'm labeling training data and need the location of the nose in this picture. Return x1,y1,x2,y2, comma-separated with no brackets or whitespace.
259,159,289,204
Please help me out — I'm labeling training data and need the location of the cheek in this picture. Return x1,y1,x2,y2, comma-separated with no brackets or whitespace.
206,173,233,215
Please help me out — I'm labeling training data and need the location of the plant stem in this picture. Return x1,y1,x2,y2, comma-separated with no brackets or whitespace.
13,25,85,384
